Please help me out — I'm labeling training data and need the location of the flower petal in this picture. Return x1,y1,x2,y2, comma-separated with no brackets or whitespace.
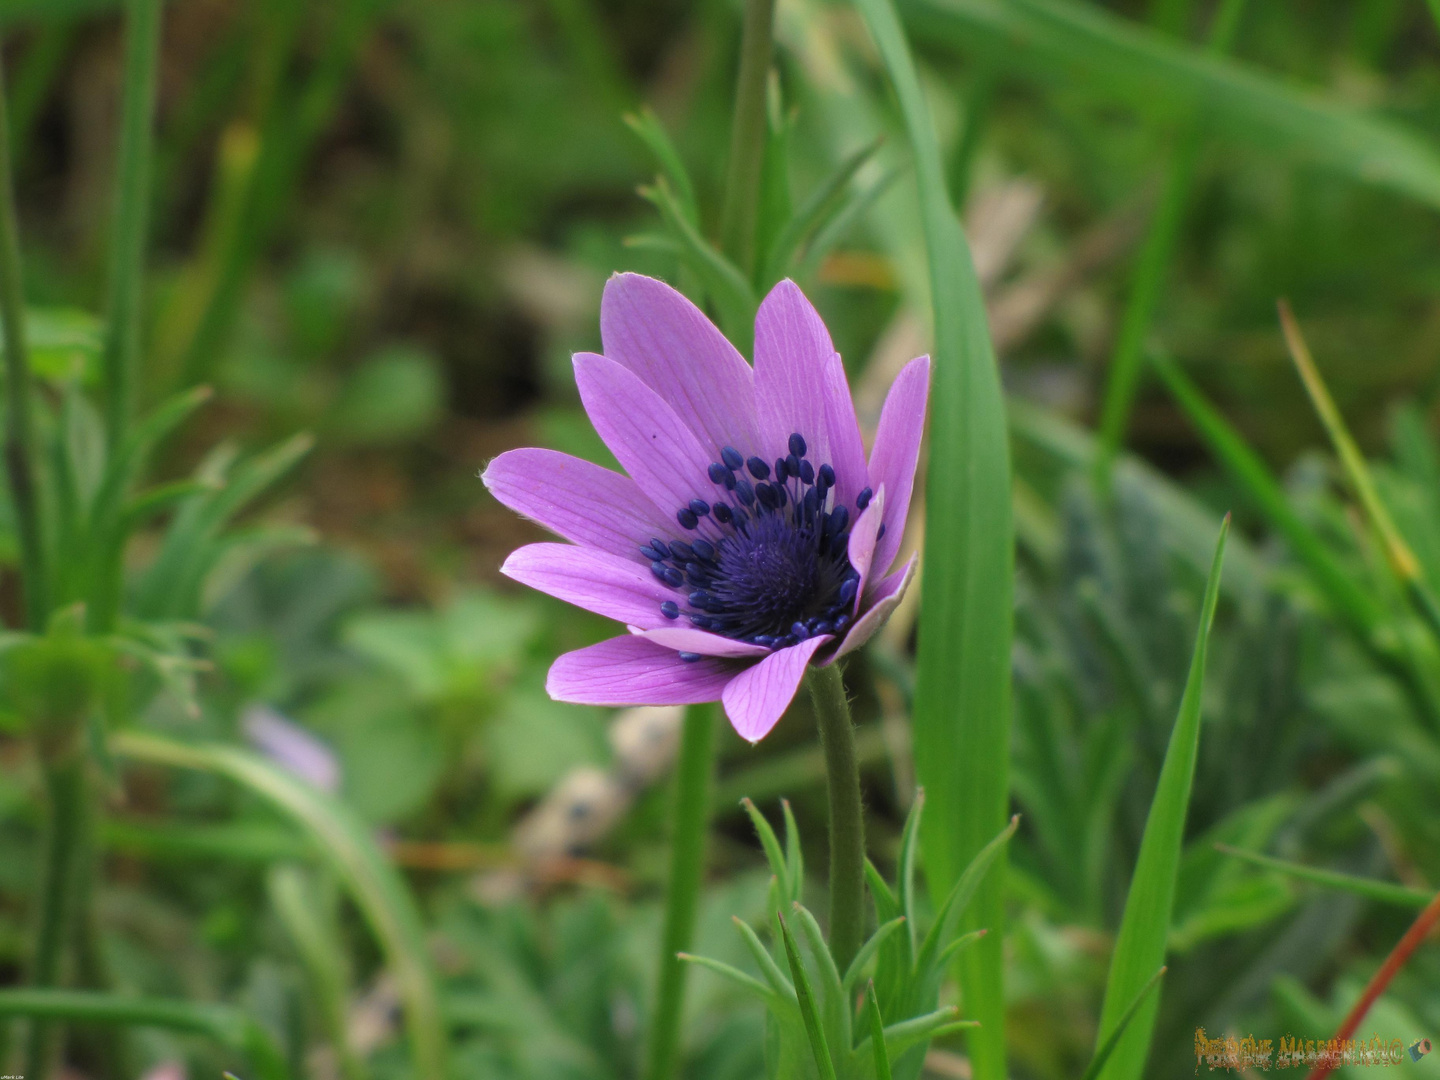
628,625,771,658
834,555,917,660
721,635,830,743
867,356,929,575
753,280,868,504
547,635,735,705
573,352,716,523
601,273,760,455
845,485,886,615
482,448,673,556
502,543,675,629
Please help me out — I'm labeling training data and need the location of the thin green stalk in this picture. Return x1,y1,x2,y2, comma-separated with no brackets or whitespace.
24,756,89,1076
1094,0,1249,484
718,0,776,276
806,664,865,974
643,704,717,1080
0,47,47,631
102,0,163,452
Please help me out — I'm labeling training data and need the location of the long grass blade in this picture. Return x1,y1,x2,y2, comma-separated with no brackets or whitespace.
864,980,893,1080
110,731,448,1079
1079,967,1166,1080
850,0,1013,1074
1214,846,1433,909
905,0,1440,210
1092,515,1228,1080
777,912,839,1080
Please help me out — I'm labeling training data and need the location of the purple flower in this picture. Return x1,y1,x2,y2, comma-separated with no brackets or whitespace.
483,274,927,742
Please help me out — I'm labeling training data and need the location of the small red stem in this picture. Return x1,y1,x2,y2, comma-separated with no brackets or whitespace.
1305,888,1440,1080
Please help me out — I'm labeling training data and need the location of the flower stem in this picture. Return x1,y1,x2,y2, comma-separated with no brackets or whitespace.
718,0,776,277
24,753,90,1076
0,45,48,631
643,703,717,1080
102,0,162,453
806,663,865,974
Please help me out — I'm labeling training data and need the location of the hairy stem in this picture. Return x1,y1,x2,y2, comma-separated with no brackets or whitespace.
643,704,717,1080
807,663,865,973
102,0,163,452
0,46,47,631
718,0,776,276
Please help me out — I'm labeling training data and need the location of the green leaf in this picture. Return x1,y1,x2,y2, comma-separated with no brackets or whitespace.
732,915,796,1002
864,981,894,1080
624,107,699,226
906,0,1440,210
0,989,288,1080
842,917,907,994
677,952,782,1008
792,902,849,1053
761,134,885,287
109,731,448,1080
742,797,792,900
915,816,1017,982
778,912,839,1080
1080,967,1166,1080
850,1,1014,1078
1214,845,1434,909
1092,515,1228,1080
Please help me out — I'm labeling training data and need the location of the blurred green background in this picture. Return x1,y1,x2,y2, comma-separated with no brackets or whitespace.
0,0,1439,1077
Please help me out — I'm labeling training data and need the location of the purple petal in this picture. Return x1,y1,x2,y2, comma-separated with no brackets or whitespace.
601,273,760,455
629,625,771,658
547,635,735,705
721,635,830,743
573,353,715,523
834,555,917,660
753,280,869,505
482,448,673,555
242,705,340,792
845,485,886,615
502,543,674,629
867,356,929,576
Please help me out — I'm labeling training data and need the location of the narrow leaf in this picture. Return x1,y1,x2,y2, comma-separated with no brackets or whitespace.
742,797,791,900
778,913,839,1080
1080,967,1166,1080
865,981,893,1080
842,917,907,993
851,1,1014,1077
624,107,699,226
1214,845,1433,909
732,916,795,1001
1091,516,1228,1080
677,953,782,1007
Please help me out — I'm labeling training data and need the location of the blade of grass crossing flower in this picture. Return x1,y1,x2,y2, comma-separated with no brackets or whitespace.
109,731,447,1080
1092,516,1228,1080
865,981,894,1080
850,0,1014,1075
1095,0,1248,484
0,989,289,1080
1080,967,1166,1080
778,913,839,1080
1213,846,1433,909
905,0,1440,211
644,704,716,1080
101,0,161,451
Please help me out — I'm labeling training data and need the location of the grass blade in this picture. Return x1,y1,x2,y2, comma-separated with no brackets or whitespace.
624,106,699,226
1213,846,1433,909
864,981,893,1080
850,0,1013,1075
777,912,839,1080
1092,515,1228,1080
1080,967,1166,1080
110,731,447,1080
842,917,906,993
906,0,1440,210
0,989,288,1080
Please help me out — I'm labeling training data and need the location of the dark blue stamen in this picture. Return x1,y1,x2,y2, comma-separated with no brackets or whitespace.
688,614,712,628
689,590,710,607
678,651,703,663
662,566,684,587
708,462,729,485
818,463,835,491
789,433,807,458
734,479,755,506
651,561,669,582
829,506,850,533
691,539,716,561
677,508,699,530
723,471,737,490
791,622,810,640
721,446,744,470
670,540,694,562
660,601,680,619
856,487,873,510
799,460,815,485
775,457,790,480
650,539,672,559
876,523,886,540
713,503,733,524
689,499,710,517
756,483,779,509
747,457,771,480
838,579,858,605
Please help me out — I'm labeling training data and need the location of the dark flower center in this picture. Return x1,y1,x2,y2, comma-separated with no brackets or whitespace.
640,432,881,658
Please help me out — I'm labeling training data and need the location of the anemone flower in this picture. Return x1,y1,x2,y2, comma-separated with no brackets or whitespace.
483,274,927,743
